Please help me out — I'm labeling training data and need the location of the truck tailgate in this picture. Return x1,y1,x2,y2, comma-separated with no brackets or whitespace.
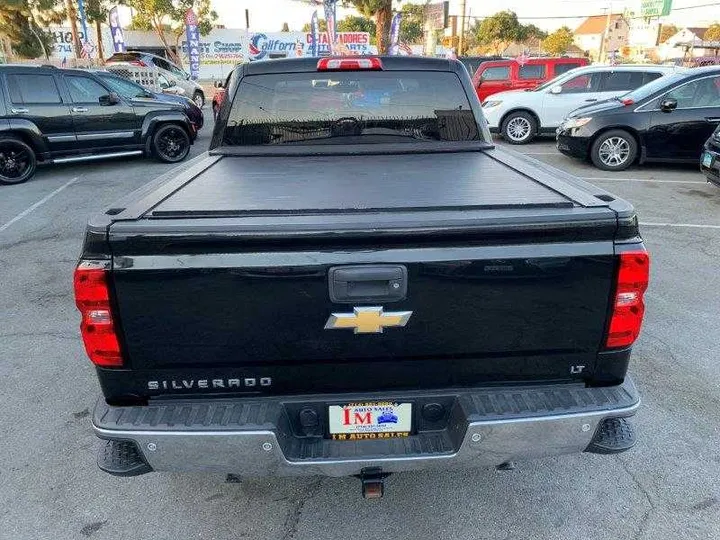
104,151,623,397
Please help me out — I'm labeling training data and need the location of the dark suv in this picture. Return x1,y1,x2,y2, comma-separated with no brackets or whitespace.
0,65,197,185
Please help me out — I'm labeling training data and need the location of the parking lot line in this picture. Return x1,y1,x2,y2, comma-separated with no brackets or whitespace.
583,177,706,185
0,176,80,233
640,222,720,229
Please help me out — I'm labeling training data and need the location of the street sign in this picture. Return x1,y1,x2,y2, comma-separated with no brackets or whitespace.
641,0,672,17
424,1,449,30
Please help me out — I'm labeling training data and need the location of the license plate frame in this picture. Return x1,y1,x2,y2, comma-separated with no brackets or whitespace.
702,152,714,168
328,402,412,441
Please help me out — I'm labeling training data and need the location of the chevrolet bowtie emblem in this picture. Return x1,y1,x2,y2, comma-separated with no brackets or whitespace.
324,306,413,334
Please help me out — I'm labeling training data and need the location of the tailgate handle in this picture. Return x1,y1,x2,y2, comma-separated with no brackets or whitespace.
329,265,408,304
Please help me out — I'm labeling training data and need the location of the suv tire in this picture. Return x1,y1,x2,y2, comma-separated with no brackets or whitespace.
0,136,37,185
590,130,637,171
501,111,537,144
192,91,204,108
151,124,191,163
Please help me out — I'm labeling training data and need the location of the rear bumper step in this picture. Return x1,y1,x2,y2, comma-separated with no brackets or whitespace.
92,378,639,477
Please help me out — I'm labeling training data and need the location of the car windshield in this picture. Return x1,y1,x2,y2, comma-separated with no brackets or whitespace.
98,74,151,99
623,72,686,103
222,70,481,146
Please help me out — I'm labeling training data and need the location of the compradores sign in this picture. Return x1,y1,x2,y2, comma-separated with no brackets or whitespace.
247,31,372,60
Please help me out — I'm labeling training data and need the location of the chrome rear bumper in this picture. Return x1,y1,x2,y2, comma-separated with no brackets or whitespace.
93,378,639,477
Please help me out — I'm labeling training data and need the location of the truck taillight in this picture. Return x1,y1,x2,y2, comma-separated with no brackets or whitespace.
317,57,383,71
73,261,123,367
605,251,650,349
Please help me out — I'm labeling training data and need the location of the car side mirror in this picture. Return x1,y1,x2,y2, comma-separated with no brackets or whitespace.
99,92,120,106
214,80,224,88
660,98,678,112
550,85,562,95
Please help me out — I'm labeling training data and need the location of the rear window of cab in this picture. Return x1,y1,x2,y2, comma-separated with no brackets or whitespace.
223,70,482,146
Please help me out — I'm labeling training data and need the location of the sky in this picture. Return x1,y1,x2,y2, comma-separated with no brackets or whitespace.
114,0,718,33
205,0,719,32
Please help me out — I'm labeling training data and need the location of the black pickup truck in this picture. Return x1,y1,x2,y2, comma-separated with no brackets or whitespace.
76,57,649,498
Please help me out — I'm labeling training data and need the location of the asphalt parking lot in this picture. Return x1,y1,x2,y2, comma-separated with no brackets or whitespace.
1,123,719,540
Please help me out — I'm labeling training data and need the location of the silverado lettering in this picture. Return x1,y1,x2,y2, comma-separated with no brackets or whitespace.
76,56,647,499
147,378,272,390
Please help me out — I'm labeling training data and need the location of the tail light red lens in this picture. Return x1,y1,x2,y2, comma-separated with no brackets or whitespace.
605,250,650,349
74,262,123,367
317,57,383,71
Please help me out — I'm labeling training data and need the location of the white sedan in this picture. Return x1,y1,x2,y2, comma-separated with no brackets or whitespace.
482,64,681,144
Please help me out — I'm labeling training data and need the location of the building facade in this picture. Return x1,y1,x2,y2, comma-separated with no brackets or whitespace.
574,14,630,62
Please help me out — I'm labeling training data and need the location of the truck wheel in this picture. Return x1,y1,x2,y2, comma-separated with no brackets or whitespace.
590,130,637,171
192,91,204,108
0,137,37,185
501,112,537,144
152,124,191,163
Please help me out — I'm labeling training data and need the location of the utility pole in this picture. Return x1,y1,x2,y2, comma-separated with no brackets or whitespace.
599,3,612,63
457,0,467,56
65,0,82,59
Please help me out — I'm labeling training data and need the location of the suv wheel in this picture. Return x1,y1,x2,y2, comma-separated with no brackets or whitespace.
501,112,537,144
152,125,191,163
0,137,37,185
591,130,637,171
192,91,204,108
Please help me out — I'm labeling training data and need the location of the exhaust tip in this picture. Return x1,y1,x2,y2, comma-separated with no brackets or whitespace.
585,417,637,455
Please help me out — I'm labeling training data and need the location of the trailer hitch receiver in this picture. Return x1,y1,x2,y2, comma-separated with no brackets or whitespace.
359,467,390,499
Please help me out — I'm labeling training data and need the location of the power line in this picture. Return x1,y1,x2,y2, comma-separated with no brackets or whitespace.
454,2,720,21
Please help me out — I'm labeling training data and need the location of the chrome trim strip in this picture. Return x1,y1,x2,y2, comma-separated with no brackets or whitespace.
47,135,77,142
52,150,143,164
76,131,135,141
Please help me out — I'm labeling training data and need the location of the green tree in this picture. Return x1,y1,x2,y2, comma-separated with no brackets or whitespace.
338,15,374,34
542,26,574,55
524,24,548,41
0,0,62,59
85,0,109,61
120,0,217,65
302,18,327,32
658,23,678,43
704,23,720,42
396,3,424,44
343,0,392,54
470,11,527,55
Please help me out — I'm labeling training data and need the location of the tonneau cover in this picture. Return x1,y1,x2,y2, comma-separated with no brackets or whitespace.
149,152,573,217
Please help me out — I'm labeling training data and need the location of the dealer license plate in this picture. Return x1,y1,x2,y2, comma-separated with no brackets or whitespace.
702,152,714,168
328,402,412,440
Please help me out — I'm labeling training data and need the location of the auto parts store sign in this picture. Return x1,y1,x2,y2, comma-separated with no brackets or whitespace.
247,31,372,60
181,30,372,79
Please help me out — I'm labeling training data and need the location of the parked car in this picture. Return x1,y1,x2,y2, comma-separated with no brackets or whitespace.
701,123,720,186
483,65,680,144
557,66,720,171
91,70,203,130
0,64,197,185
457,55,504,78
472,57,590,102
105,51,206,108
